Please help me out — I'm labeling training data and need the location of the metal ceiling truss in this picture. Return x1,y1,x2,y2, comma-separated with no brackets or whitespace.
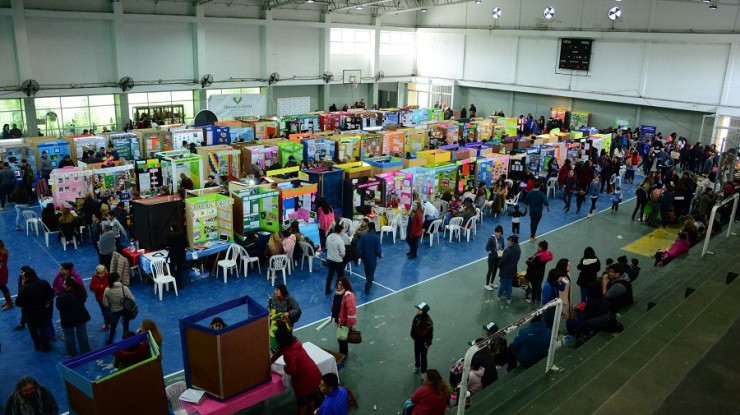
264,0,475,13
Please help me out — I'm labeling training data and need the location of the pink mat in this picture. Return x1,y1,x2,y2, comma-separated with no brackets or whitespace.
181,372,287,415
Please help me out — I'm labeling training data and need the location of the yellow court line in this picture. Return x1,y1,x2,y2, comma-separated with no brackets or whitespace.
622,226,680,256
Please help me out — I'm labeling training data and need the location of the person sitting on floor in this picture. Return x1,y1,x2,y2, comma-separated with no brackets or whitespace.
654,231,691,267
602,263,633,313
506,315,551,372
113,331,151,369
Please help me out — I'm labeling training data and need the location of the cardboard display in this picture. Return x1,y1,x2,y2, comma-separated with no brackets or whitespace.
179,296,271,401
50,167,93,208
156,149,203,193
185,194,234,246
129,195,184,250
342,176,383,218
364,156,403,176
64,135,107,163
196,145,241,184
109,132,141,160
229,183,281,236
304,167,344,211
359,133,383,159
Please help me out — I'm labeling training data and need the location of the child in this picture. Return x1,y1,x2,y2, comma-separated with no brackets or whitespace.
630,258,641,281
508,205,523,235
611,186,622,212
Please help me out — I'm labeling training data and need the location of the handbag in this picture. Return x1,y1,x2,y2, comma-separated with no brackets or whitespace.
336,325,349,341
120,286,138,320
401,399,415,415
347,327,363,344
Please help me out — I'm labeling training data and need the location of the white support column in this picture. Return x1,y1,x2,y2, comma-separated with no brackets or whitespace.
111,1,129,128
10,0,31,84
116,93,130,130
319,13,331,112
11,0,35,135
261,9,274,116
720,43,738,107
193,5,206,85
371,17,381,108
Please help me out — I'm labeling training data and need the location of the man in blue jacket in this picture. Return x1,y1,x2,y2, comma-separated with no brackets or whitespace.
317,373,349,415
357,223,383,295
523,183,549,242
507,315,551,372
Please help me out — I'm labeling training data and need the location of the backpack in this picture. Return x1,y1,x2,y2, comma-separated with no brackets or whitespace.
449,358,464,386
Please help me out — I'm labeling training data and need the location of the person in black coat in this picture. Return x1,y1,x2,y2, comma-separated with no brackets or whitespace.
471,338,498,388
56,278,91,356
576,247,601,303
167,222,190,289
15,266,55,352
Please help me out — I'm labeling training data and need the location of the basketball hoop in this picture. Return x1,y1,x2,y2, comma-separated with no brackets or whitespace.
351,80,359,89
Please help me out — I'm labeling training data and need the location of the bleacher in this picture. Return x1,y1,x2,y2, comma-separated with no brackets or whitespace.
466,234,740,414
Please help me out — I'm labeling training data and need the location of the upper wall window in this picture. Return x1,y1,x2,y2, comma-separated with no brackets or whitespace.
379,31,415,56
330,28,373,56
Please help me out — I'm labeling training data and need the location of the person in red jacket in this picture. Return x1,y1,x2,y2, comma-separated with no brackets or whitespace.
406,201,424,259
271,330,322,415
88,265,110,331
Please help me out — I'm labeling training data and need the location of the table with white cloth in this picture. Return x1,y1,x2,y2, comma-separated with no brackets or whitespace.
139,241,233,279
270,341,339,388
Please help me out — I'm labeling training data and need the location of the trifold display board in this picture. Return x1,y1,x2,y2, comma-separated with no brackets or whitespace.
196,145,241,184
171,127,204,150
91,164,135,199
376,171,411,210
0,139,34,175
477,155,509,188
130,195,183,250
185,194,234,246
50,167,93,209
37,140,71,170
203,126,231,145
66,135,107,162
456,158,477,193
426,162,457,195
508,153,527,181
303,138,336,165
242,144,280,173
58,331,167,415
230,183,281,236
342,176,383,218
382,131,405,156
404,130,426,156
134,159,163,194
275,141,303,166
360,133,383,159
401,166,436,201
156,149,203,193
334,134,360,163
109,133,141,160
179,296,270,401
276,180,318,223
304,167,344,212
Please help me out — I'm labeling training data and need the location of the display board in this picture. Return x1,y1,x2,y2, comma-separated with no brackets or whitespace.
275,141,303,166
68,136,107,161
360,133,383,159
569,111,590,130
171,128,204,150
276,96,311,117
203,126,231,146
231,185,280,235
278,181,317,222
382,131,405,156
335,135,360,163
303,138,336,165
185,194,234,246
130,195,183,250
50,167,93,208
37,141,71,169
134,159,163,194
109,133,141,160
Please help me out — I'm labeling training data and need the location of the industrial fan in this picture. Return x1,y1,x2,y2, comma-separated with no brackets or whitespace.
322,71,334,83
200,74,214,88
118,76,135,92
268,72,280,85
21,79,40,96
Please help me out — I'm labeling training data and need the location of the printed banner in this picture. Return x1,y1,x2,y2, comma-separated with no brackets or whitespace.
208,94,266,119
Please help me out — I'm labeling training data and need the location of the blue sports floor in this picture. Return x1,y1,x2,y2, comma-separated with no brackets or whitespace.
0,182,638,413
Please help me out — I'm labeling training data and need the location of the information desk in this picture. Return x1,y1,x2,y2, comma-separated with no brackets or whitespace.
181,371,286,415
271,341,339,387
140,242,233,277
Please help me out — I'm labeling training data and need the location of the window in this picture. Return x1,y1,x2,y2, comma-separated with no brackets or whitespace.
0,99,25,135
330,28,373,56
379,31,415,56
430,85,453,109
407,83,453,109
35,95,116,136
128,91,195,125
205,88,262,101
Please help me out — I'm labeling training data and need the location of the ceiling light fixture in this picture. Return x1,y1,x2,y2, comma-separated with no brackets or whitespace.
708,3,718,9
491,6,501,18
701,0,711,2
475,0,481,4
420,7,427,11
305,0,314,3
355,3,363,9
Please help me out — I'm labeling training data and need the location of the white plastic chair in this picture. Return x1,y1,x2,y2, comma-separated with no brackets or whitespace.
299,241,318,272
286,243,296,274
150,258,179,301
40,222,59,248
444,217,464,242
546,177,558,198
267,254,289,286
60,229,78,251
505,192,520,212
475,207,483,223
165,381,187,415
463,216,478,241
216,245,239,283
380,213,400,243
424,219,443,247
22,211,40,236
233,244,260,276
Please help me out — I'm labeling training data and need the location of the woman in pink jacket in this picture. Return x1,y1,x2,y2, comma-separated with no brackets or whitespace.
316,198,335,251
655,231,691,266
331,277,356,357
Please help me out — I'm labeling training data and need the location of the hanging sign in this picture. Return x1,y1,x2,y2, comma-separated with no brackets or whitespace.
208,94,266,119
